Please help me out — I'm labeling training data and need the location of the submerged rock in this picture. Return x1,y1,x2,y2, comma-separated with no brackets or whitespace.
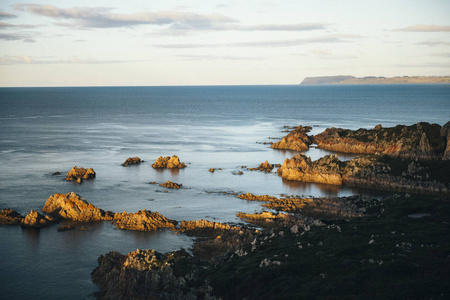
57,224,76,232
122,157,143,167
21,210,55,228
114,209,177,231
271,125,312,152
0,208,24,225
42,192,114,222
64,166,95,183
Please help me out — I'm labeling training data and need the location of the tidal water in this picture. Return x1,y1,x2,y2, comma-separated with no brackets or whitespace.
0,84,449,299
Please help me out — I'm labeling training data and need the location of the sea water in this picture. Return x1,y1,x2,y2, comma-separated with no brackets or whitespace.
0,84,449,299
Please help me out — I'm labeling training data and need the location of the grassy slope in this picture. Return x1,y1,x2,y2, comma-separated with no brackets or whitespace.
209,195,450,299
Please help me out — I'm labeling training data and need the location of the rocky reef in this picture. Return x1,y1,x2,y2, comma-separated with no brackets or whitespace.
114,210,177,231
0,208,24,225
313,122,447,160
42,192,114,222
159,181,182,189
122,157,143,167
271,125,312,151
152,155,187,169
64,166,96,183
277,153,450,196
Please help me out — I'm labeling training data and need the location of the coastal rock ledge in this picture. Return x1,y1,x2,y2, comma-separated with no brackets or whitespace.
152,155,187,169
42,192,114,222
114,210,177,231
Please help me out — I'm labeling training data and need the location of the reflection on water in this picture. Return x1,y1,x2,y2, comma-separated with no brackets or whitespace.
22,227,40,250
282,179,343,196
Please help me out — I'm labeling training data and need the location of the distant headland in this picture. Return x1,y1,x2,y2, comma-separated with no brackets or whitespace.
301,75,450,85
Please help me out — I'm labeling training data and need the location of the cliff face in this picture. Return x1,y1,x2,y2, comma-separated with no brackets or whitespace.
271,125,312,152
42,192,114,222
313,122,447,160
277,154,450,196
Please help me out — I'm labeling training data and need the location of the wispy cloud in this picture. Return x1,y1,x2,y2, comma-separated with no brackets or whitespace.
153,34,362,48
176,54,263,61
0,21,40,29
0,55,142,65
305,49,357,59
14,4,236,29
416,40,450,47
0,32,35,42
0,11,17,19
394,24,450,32
14,4,327,33
431,53,450,58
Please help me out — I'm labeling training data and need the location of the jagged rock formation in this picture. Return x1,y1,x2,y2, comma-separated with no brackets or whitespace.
64,166,96,183
271,125,312,152
441,121,450,160
277,154,450,196
247,161,280,173
21,210,55,228
313,122,446,160
0,208,24,225
114,210,177,231
122,157,143,167
159,181,182,189
42,192,114,222
238,193,279,202
237,211,300,228
277,154,345,185
92,248,218,300
152,155,187,169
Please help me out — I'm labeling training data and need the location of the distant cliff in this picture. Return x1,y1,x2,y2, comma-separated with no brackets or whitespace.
301,76,450,85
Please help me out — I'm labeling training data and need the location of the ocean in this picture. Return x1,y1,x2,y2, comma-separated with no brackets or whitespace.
0,84,449,299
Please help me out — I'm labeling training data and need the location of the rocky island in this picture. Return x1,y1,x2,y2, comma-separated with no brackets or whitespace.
152,155,187,169
64,166,96,184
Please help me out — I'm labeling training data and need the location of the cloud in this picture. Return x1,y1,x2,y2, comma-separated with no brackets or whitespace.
0,21,40,29
394,24,450,32
0,11,17,19
0,55,142,65
431,53,450,58
153,34,362,48
0,32,35,42
15,4,236,29
14,4,327,33
306,49,357,59
394,62,450,68
176,54,263,61
416,40,450,47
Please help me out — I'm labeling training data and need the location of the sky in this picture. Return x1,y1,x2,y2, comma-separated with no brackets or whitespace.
0,0,449,87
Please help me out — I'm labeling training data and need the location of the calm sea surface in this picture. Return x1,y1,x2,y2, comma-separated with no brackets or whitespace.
0,84,449,299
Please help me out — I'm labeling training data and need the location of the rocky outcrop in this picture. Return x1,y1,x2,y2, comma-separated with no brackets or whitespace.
271,125,312,152
159,181,182,189
0,208,24,225
277,153,450,196
42,192,114,222
152,155,187,169
114,210,177,231
64,166,95,183
277,154,344,185
237,211,299,228
122,157,143,167
238,193,279,202
441,121,450,160
313,122,446,160
247,161,280,173
178,219,241,237
21,210,55,228
92,248,218,300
